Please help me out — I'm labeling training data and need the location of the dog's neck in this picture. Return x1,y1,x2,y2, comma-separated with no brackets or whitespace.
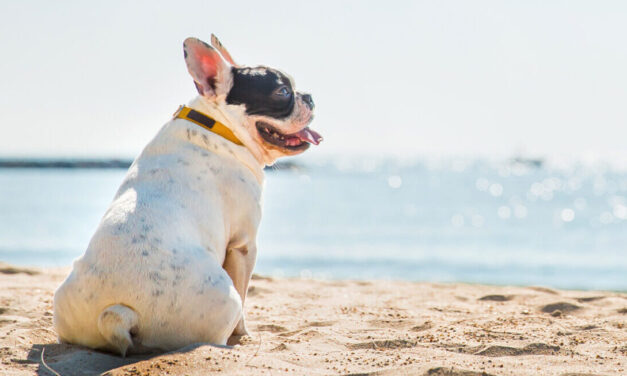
187,96,281,167
155,96,266,184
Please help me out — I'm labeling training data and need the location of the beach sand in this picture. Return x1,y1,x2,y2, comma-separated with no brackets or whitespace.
0,263,625,376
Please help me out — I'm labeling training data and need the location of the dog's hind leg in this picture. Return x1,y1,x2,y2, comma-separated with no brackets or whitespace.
97,304,139,357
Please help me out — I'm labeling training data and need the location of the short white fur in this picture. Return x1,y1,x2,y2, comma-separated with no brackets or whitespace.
53,35,317,355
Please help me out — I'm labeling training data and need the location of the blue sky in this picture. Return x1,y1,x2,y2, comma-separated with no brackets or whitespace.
1,1,626,159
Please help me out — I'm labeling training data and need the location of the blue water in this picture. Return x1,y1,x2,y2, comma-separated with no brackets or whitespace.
1,157,625,290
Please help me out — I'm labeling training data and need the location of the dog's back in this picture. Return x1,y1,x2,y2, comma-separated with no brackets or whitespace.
53,124,260,354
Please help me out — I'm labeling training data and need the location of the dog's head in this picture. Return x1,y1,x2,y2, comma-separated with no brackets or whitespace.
183,35,322,162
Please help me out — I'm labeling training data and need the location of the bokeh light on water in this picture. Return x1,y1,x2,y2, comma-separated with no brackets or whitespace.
256,157,627,289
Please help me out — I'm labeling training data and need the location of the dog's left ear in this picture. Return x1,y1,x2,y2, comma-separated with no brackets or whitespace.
183,37,232,97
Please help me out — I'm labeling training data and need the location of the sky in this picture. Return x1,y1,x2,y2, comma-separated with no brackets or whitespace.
1,1,626,159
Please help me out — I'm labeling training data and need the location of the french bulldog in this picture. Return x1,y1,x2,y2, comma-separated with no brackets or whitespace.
53,34,322,356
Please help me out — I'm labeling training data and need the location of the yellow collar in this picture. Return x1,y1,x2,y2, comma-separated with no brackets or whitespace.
173,105,243,146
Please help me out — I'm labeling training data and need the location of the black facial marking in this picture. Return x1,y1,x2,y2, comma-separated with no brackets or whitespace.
226,66,295,118
184,49,188,59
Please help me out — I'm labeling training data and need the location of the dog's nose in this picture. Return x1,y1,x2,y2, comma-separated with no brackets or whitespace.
302,94,315,110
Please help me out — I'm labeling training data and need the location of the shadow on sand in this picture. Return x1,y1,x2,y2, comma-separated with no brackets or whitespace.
28,343,156,376
27,342,231,376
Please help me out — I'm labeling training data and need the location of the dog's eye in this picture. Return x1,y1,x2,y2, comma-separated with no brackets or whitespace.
274,86,291,98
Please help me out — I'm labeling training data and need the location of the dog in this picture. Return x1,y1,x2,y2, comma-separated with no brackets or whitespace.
53,34,322,356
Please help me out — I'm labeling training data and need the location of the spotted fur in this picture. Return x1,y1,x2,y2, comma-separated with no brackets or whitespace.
53,35,318,355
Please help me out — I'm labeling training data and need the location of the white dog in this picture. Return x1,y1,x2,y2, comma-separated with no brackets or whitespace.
53,35,322,356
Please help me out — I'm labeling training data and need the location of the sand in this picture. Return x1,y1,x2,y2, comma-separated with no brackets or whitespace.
0,263,625,376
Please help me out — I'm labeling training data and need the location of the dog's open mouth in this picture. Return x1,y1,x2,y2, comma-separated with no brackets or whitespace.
256,121,323,151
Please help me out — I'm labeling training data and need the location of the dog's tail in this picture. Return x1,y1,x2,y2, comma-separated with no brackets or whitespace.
97,304,139,357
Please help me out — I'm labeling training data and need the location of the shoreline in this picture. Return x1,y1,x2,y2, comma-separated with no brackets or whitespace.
0,159,300,171
4,261,624,293
1,263,625,375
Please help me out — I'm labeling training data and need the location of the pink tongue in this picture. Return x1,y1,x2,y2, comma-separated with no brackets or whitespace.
294,127,323,145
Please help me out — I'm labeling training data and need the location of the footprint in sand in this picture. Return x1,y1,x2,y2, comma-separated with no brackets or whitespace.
347,339,418,350
574,296,605,303
266,321,335,338
411,321,434,331
473,343,562,356
0,264,39,275
256,324,288,333
250,274,273,281
341,366,495,376
478,294,514,302
425,367,496,376
367,319,412,329
540,302,581,315
440,342,562,357
270,343,288,352
307,320,334,327
246,285,272,297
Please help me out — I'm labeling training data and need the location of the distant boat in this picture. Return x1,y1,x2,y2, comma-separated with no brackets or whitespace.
510,156,544,168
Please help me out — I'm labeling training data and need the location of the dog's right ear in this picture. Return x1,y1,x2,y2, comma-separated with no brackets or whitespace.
183,37,232,97
210,34,239,67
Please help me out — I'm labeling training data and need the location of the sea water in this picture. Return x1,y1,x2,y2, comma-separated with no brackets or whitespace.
0,157,625,290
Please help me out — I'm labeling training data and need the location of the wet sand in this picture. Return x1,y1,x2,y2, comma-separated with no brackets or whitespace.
0,263,625,375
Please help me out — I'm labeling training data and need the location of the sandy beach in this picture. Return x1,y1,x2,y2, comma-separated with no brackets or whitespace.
0,262,625,376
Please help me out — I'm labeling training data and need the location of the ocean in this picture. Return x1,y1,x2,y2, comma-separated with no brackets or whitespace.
1,157,625,290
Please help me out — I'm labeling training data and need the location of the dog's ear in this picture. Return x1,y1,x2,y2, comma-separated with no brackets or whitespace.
211,34,238,67
183,37,232,97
